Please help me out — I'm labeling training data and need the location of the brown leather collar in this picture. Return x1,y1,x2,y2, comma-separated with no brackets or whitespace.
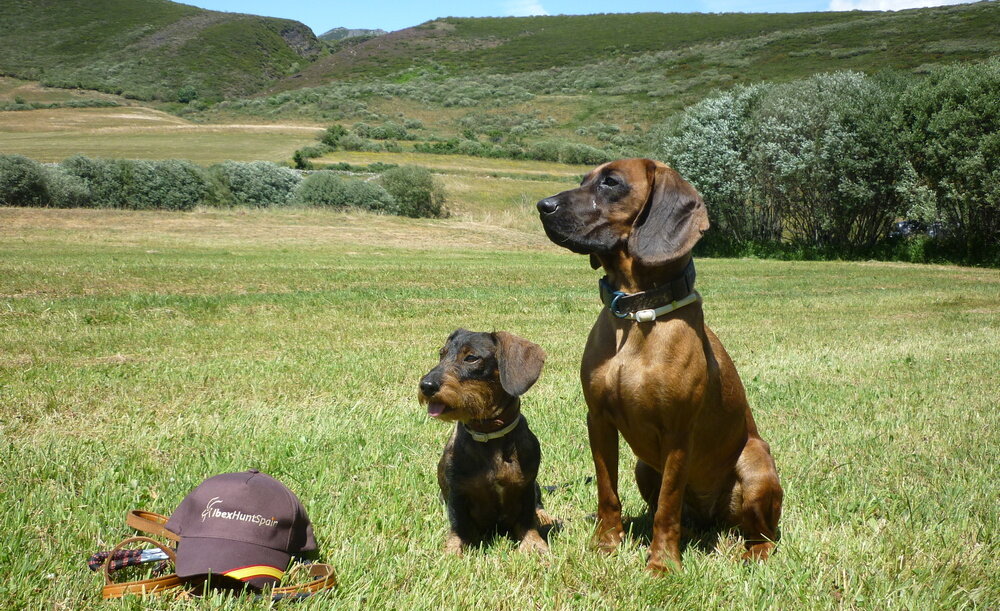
600,258,696,318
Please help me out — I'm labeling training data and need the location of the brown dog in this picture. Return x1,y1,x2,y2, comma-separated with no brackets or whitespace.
536,158,782,573
418,329,550,555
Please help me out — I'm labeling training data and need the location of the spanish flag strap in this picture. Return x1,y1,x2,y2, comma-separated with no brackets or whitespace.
223,565,285,582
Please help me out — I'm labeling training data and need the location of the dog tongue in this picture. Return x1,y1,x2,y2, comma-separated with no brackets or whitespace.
427,402,446,417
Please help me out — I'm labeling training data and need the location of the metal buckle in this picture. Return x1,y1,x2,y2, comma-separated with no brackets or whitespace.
608,291,630,318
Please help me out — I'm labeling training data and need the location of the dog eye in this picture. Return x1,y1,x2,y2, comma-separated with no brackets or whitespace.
464,354,481,363
600,175,620,188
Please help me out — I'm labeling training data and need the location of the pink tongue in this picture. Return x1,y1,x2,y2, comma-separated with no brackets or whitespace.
427,402,446,417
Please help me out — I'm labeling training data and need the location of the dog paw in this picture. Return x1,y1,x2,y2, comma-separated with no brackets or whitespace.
535,508,556,527
444,534,464,557
593,529,624,554
518,532,549,555
742,542,775,563
645,558,681,575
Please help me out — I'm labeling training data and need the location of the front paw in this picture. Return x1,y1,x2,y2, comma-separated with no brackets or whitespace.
645,557,681,575
444,533,464,556
593,527,624,553
742,541,775,562
518,530,549,554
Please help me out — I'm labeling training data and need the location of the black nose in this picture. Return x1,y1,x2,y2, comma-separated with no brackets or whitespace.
536,197,559,214
420,378,440,397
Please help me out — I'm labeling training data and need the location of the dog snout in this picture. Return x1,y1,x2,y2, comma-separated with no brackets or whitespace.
419,374,441,397
536,197,559,215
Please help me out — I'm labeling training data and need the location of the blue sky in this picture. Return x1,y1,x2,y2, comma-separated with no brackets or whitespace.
179,0,978,34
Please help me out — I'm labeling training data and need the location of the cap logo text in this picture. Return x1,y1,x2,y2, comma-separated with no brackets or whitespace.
200,496,278,527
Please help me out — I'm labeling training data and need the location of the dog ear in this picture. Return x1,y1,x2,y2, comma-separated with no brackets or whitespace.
627,163,709,267
589,254,602,270
493,331,546,397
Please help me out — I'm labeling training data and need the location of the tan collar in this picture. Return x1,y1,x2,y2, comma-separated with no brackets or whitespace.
462,414,523,442
462,400,522,442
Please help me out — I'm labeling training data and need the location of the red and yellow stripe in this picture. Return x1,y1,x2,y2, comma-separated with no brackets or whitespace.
223,565,284,582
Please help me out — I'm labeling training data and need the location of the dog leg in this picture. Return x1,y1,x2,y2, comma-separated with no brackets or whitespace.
635,459,661,515
647,447,689,573
444,494,482,556
588,411,624,552
734,438,783,561
511,485,549,554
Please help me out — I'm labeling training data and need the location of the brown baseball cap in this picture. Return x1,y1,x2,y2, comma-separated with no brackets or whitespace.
164,470,316,589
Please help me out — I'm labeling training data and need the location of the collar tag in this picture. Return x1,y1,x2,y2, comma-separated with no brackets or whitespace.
634,309,657,323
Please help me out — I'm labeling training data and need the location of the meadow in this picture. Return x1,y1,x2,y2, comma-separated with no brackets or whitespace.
2,204,997,608
0,99,322,165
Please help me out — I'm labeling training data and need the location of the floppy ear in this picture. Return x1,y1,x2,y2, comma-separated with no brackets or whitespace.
627,163,709,267
589,254,602,270
493,331,546,397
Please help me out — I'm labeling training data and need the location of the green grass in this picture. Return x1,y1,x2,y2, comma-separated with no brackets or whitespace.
2,207,997,608
0,106,323,164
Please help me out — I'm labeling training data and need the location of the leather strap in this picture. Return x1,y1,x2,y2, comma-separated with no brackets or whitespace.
102,536,185,599
600,258,696,318
127,510,179,542
270,563,338,599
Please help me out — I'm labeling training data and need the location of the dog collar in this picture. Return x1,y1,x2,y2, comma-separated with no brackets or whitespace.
462,414,523,443
600,259,698,322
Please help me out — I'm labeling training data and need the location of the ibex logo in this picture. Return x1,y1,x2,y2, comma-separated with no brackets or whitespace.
201,497,223,522
200,496,278,527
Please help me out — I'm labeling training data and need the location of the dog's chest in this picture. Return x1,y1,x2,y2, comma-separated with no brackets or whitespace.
456,447,527,502
586,319,706,429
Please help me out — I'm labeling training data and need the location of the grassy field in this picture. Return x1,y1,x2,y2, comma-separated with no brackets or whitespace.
1,206,997,608
0,106,322,164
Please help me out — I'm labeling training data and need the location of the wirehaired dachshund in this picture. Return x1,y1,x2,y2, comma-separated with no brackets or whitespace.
418,329,551,555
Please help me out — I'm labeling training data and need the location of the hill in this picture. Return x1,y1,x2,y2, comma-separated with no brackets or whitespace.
319,27,387,42
0,0,322,102
281,2,1000,87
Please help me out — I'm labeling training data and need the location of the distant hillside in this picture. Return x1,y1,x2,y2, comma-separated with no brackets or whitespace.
0,0,322,102
2,0,997,120
280,2,999,90
319,27,387,42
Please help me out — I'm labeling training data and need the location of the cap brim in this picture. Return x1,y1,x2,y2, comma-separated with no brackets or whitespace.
175,537,290,589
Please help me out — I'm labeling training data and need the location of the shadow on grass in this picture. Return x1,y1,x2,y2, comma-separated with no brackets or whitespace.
622,510,727,556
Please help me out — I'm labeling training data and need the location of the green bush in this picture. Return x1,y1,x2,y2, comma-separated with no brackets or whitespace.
320,125,348,147
291,172,398,213
43,166,92,208
59,156,208,211
896,58,1000,261
127,159,208,211
210,161,300,207
657,71,936,256
657,84,780,245
0,154,51,207
378,165,446,218
59,156,127,208
353,121,413,140
752,72,916,250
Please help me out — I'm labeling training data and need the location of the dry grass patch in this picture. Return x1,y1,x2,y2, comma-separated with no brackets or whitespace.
0,106,324,163
314,150,590,177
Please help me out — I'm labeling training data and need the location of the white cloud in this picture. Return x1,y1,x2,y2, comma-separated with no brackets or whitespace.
829,0,975,11
504,0,549,16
